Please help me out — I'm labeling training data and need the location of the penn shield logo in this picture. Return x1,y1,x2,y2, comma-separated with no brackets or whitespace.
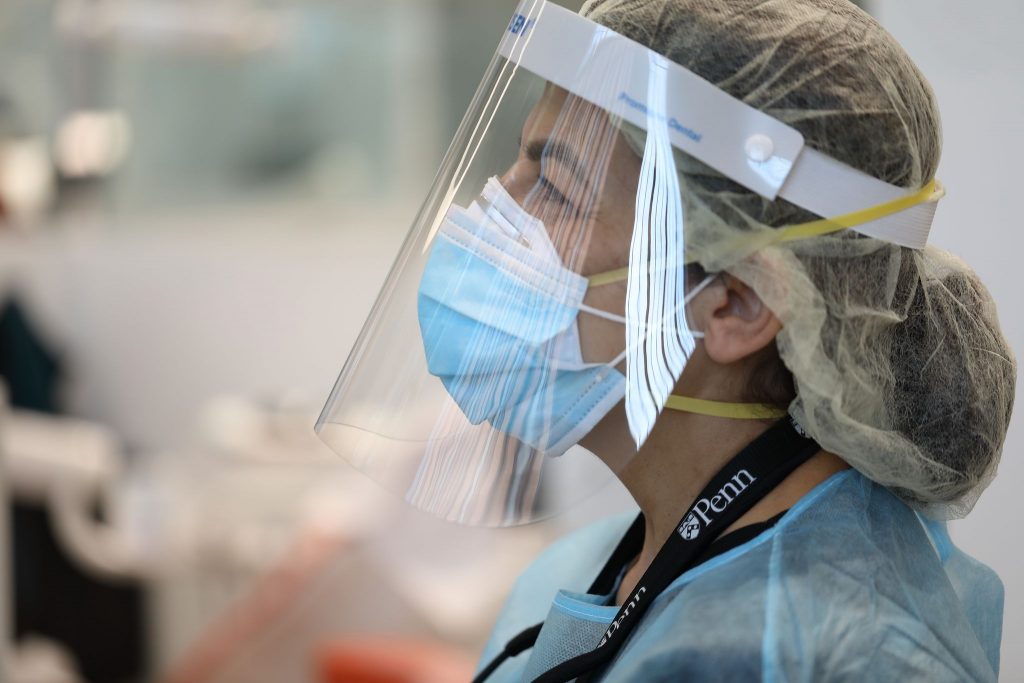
679,513,701,540
677,469,757,541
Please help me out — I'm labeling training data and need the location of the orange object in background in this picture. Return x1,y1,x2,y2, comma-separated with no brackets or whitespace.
316,637,476,683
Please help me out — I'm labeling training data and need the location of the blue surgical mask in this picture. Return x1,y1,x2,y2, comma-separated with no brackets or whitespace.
417,177,708,456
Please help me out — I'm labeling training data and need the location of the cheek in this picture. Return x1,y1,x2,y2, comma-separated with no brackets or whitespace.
579,214,631,276
575,215,631,364
578,304,625,364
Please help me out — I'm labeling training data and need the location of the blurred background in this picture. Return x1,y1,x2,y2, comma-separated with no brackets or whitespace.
0,0,1019,681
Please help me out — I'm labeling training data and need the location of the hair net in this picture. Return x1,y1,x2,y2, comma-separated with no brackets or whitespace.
582,0,1017,518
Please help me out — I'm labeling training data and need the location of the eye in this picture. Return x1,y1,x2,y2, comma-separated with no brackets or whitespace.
537,174,571,207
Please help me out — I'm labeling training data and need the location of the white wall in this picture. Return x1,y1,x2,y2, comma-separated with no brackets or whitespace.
875,1,1024,678
0,201,411,450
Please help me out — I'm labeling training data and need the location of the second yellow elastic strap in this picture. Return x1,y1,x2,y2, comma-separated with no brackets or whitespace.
586,179,945,287
664,395,788,420
774,179,944,243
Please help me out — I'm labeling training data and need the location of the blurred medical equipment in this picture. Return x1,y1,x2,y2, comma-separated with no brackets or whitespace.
0,136,56,227
3,408,125,578
0,391,553,682
0,385,88,683
54,0,295,55
7,638,86,683
49,0,459,216
0,391,138,683
1,0,503,227
0,385,10,683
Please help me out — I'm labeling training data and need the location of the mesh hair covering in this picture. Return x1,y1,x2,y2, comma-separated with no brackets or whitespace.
582,0,1017,518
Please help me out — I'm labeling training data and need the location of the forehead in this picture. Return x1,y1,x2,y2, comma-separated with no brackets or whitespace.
524,86,614,140
521,85,642,184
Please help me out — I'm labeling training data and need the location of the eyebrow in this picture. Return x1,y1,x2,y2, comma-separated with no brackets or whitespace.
524,138,588,188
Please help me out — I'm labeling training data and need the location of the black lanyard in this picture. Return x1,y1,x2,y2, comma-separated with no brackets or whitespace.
473,418,819,683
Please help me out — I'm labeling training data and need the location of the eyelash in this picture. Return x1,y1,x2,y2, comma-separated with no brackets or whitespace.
538,174,573,209
517,139,580,215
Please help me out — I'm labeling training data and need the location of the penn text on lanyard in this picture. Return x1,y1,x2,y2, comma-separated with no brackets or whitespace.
473,417,820,683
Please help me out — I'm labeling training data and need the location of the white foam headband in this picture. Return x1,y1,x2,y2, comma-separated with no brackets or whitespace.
499,0,940,249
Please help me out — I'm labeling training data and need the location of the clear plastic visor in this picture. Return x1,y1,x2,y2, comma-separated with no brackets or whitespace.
316,7,712,526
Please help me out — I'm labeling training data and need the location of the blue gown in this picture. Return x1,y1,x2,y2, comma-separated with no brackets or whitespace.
477,470,1003,682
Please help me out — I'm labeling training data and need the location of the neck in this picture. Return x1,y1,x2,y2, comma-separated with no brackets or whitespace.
588,408,849,605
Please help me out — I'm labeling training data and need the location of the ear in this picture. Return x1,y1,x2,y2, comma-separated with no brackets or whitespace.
701,274,781,364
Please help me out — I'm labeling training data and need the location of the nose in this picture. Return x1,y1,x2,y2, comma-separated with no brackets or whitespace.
499,164,534,207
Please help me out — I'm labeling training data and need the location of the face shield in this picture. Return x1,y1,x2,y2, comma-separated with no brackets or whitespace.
316,0,944,526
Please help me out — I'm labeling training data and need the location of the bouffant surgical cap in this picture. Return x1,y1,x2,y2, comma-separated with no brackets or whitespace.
583,0,1017,518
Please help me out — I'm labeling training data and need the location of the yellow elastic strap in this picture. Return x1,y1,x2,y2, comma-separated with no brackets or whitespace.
589,180,944,285
664,395,788,420
774,179,945,243
588,266,630,288
589,179,937,286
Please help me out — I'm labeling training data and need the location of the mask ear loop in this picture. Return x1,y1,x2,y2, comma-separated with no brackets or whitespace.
578,303,631,325
580,261,706,327
602,273,715,370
